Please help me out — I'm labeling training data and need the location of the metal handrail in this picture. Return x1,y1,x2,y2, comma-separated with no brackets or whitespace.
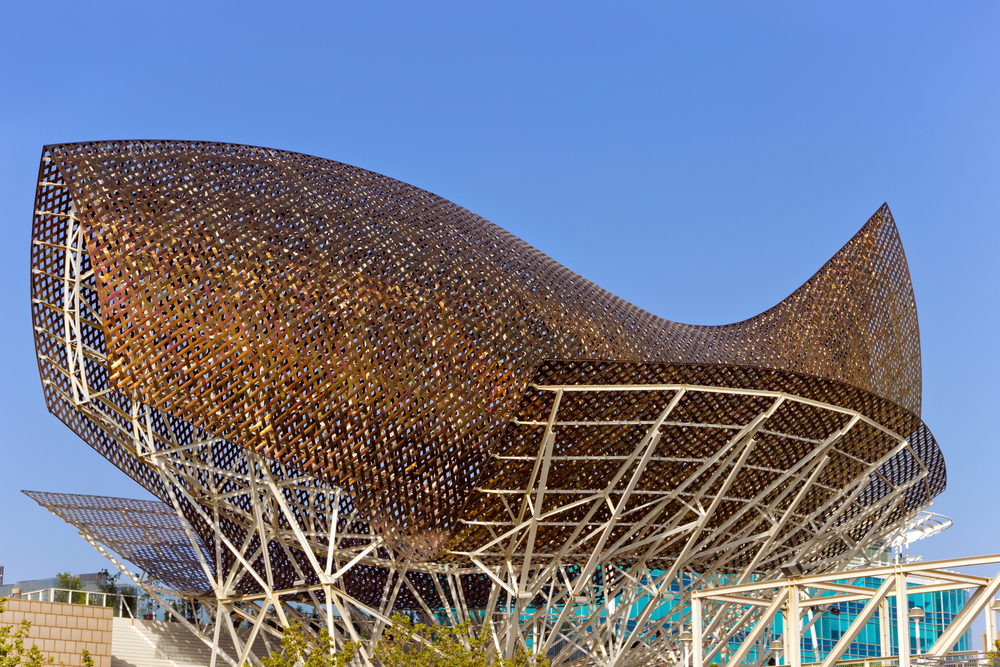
912,652,1000,667
16,587,140,618
796,651,988,667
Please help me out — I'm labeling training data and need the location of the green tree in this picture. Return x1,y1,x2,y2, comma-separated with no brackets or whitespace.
96,569,118,600
94,569,139,618
138,592,156,619
169,600,187,622
262,615,549,667
260,623,354,667
373,614,549,667
96,569,121,612
54,573,84,605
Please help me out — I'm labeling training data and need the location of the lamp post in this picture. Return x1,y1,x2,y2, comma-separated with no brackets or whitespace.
680,631,693,667
908,607,926,656
770,638,784,666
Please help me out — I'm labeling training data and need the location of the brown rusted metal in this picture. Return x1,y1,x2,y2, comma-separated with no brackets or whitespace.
458,359,944,573
29,140,941,572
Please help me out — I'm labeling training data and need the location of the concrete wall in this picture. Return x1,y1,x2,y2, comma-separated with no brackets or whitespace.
0,598,112,667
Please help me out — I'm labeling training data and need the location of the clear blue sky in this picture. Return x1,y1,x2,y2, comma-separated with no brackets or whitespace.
0,1,997,589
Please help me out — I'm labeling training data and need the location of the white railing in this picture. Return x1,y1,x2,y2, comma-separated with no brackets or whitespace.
802,657,900,667
14,588,213,625
17,588,139,618
912,652,1000,667
797,650,989,667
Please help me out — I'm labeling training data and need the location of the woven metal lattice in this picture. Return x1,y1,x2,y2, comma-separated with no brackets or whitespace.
30,140,939,562
23,491,212,596
455,359,944,572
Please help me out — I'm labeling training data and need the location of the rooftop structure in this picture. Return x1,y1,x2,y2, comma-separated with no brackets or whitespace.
27,140,945,666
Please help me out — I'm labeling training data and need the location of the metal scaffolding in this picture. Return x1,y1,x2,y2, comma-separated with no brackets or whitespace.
691,555,1000,667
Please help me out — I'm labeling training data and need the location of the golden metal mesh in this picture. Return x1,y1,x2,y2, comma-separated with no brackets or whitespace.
456,359,943,573
29,140,939,562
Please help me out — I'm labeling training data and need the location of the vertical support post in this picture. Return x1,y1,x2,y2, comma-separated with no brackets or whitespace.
692,597,703,667
781,609,788,666
879,598,891,658
787,586,801,667
985,597,996,649
895,572,910,667
210,604,223,667
807,609,820,663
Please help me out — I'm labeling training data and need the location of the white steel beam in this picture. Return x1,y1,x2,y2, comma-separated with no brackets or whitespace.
927,570,1000,656
818,576,895,667
726,590,790,667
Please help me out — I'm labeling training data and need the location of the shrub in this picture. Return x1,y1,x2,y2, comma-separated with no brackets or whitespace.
261,614,550,667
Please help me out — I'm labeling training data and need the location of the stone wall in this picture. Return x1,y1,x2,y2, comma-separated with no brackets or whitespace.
0,598,112,667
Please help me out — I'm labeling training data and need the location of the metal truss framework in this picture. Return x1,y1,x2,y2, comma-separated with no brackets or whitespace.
691,555,1000,667
25,142,948,666
449,380,937,667
31,378,939,667
30,142,938,561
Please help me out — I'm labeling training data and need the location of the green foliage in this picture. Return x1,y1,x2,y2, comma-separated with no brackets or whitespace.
0,596,53,667
261,615,549,667
54,573,85,605
96,569,136,615
96,569,119,596
55,573,83,591
988,638,1000,667
373,614,549,667
0,597,96,667
169,600,186,621
260,623,355,667
138,592,156,617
